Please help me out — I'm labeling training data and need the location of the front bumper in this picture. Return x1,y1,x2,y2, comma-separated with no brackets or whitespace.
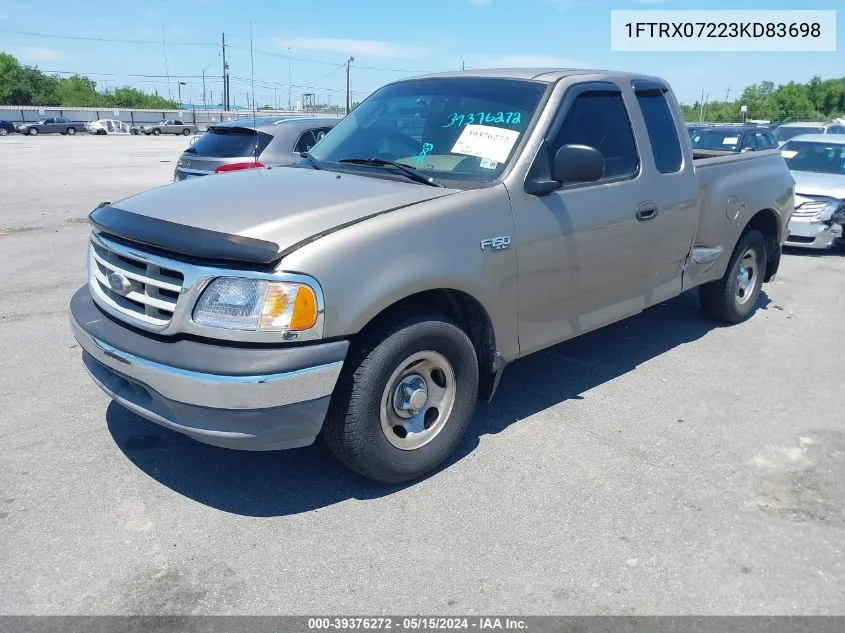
69,286,347,450
785,217,843,250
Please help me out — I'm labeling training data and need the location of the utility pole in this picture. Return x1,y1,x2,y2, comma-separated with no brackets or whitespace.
287,48,292,111
177,81,186,107
346,56,355,114
725,85,731,102
699,88,709,123
221,33,229,111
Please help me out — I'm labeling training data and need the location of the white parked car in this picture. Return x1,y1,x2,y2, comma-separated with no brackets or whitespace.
780,134,845,249
86,119,136,135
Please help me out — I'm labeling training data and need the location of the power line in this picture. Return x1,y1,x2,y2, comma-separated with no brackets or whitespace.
0,28,215,46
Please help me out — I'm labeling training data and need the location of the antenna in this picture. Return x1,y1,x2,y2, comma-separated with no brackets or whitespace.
250,21,258,163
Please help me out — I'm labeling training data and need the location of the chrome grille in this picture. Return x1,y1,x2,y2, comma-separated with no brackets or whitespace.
88,236,184,327
792,201,827,219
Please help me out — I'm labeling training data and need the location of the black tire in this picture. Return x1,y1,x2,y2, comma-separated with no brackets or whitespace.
28,127,38,136
151,128,161,136
182,128,191,136
700,229,767,323
323,315,479,484
0,128,8,136
66,127,76,135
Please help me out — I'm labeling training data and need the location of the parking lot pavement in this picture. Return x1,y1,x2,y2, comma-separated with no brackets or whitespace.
1,135,844,615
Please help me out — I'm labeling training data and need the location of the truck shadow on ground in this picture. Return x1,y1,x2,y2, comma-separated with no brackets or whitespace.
107,289,770,517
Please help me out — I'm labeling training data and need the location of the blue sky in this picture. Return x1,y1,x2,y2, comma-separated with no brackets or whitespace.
0,0,842,107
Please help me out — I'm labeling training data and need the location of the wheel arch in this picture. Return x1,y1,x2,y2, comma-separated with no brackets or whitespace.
743,208,781,282
351,288,503,402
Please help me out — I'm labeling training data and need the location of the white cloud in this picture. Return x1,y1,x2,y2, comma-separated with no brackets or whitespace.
277,37,430,60
7,46,67,63
468,0,492,5
464,53,590,69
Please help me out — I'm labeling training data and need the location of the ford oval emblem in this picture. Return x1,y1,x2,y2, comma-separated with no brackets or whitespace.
107,271,132,296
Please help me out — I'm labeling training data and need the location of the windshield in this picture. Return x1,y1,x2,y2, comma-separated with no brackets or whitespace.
689,130,745,152
780,140,845,175
307,77,548,186
774,125,824,142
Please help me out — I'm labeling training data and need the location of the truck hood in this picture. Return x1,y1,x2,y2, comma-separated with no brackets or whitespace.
791,171,845,199
93,167,459,263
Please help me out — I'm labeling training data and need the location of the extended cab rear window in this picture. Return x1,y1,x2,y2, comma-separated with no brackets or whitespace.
186,126,274,158
635,89,682,173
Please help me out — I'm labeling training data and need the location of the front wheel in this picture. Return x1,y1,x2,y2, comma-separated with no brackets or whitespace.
66,127,76,135
700,229,767,323
323,315,479,484
28,127,38,136
151,128,161,136
0,128,8,136
181,128,191,136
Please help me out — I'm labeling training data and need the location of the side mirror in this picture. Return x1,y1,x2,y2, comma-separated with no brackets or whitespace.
551,144,604,183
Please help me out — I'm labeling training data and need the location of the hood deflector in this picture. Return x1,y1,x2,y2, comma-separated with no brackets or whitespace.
88,205,281,265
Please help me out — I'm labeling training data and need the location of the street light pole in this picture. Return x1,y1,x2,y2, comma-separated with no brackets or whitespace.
178,81,186,108
346,56,355,114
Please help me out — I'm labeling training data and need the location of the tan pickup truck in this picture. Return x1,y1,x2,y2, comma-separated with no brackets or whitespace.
69,69,794,483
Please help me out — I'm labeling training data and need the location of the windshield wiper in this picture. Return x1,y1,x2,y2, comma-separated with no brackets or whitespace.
338,157,444,187
299,151,324,170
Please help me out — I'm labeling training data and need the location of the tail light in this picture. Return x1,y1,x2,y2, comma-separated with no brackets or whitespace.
215,161,265,173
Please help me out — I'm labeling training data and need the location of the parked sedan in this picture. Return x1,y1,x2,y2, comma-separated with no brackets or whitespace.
140,120,198,136
773,121,845,146
780,134,845,250
0,120,15,136
15,117,85,136
689,125,777,155
173,116,341,181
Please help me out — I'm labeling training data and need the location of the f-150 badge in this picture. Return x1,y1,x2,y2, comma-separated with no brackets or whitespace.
480,236,511,251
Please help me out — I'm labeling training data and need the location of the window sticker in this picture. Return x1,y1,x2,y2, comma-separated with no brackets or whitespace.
479,158,498,170
450,125,520,163
723,136,739,144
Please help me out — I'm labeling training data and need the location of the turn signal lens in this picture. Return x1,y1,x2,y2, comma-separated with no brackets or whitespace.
289,286,318,330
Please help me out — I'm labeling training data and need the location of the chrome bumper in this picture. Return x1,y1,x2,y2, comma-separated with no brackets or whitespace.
70,314,343,410
69,285,347,450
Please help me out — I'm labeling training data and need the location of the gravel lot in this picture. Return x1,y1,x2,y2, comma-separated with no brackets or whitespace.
1,134,843,615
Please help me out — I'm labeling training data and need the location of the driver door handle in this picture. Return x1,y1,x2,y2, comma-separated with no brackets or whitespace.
635,202,659,221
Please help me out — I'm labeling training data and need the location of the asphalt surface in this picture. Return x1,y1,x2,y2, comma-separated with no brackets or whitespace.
1,134,844,615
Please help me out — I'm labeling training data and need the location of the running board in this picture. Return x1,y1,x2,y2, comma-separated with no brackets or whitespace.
691,246,723,264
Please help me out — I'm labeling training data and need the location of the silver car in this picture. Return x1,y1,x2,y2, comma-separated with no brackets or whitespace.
172,116,341,182
773,121,845,146
780,134,845,249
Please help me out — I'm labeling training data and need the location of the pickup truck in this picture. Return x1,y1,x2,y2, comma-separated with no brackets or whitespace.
16,117,84,136
140,120,198,136
69,69,794,483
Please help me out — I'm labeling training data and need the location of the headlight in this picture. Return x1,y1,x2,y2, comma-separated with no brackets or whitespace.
193,278,319,333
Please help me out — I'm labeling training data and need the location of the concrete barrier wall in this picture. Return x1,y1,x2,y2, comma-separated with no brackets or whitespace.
0,105,346,130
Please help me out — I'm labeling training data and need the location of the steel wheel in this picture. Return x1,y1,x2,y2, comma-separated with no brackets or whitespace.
379,350,456,451
735,246,760,305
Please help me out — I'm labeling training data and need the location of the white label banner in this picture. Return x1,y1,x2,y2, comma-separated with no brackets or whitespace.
610,10,836,52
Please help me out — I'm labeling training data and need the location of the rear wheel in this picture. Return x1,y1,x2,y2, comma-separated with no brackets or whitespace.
181,128,191,136
0,128,8,136
323,315,479,484
28,127,38,136
700,229,766,323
